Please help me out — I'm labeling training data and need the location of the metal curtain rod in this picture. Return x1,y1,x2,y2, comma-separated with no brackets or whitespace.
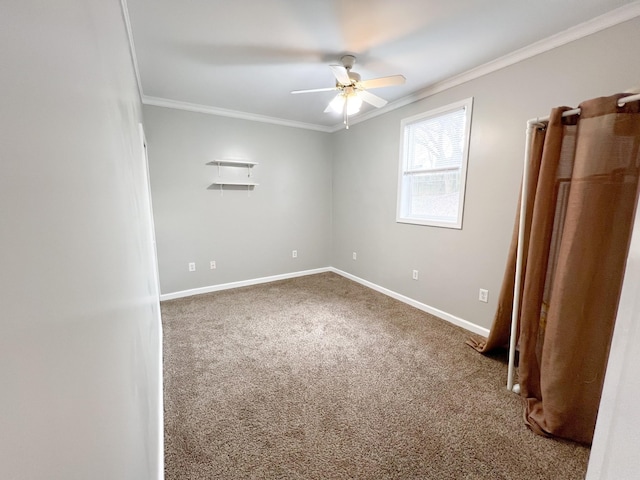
529,92,640,125
507,91,640,393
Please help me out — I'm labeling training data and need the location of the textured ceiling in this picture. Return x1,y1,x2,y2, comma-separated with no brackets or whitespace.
126,0,639,130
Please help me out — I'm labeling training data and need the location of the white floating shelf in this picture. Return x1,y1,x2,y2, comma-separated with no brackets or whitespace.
209,181,259,187
206,159,258,178
206,160,258,167
208,180,258,196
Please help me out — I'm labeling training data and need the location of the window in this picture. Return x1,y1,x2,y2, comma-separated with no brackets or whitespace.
397,98,473,229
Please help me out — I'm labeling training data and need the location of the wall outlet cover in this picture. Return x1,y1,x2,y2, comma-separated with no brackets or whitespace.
479,288,489,303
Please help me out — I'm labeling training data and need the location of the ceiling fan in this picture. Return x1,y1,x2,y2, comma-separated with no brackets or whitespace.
291,55,406,128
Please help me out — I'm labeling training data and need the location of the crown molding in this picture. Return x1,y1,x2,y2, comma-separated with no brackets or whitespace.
142,96,334,133
124,1,640,132
343,1,640,130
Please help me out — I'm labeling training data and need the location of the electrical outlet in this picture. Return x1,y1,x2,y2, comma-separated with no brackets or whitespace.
479,288,489,303
210,260,216,270
412,270,419,280
292,250,298,258
352,252,357,260
188,262,196,272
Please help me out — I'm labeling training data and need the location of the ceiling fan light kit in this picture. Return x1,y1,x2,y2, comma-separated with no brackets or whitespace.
329,92,361,115
291,55,405,129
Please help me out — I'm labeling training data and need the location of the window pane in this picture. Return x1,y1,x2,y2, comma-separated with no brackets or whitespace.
408,171,460,221
397,98,472,228
405,107,466,171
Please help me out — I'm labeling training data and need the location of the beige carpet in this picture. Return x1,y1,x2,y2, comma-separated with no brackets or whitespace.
162,272,589,479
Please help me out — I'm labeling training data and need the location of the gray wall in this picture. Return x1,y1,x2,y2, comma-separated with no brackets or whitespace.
331,17,640,331
146,17,640,327
143,106,333,295
145,18,640,331
0,1,162,479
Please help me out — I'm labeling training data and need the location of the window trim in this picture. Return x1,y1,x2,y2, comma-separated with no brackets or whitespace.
396,97,473,229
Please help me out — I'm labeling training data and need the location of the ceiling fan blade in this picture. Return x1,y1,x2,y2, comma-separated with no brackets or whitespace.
291,86,338,94
324,93,341,113
358,90,388,108
359,75,406,90
330,64,352,86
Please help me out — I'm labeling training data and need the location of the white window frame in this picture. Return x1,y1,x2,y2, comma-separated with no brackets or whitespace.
396,98,473,229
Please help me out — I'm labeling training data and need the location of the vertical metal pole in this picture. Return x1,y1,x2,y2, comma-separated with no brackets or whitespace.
507,120,536,392
505,95,640,390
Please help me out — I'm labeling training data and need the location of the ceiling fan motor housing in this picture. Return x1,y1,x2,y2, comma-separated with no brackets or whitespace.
341,54,356,70
348,71,361,84
291,53,404,123
340,55,361,86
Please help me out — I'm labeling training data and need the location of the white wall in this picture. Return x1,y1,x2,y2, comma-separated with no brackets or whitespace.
143,105,332,295
331,16,640,331
0,1,162,479
587,183,640,479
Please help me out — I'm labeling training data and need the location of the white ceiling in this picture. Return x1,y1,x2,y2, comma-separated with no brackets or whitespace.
125,0,640,131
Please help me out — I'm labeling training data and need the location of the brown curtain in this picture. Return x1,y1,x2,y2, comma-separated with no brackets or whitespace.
469,94,640,444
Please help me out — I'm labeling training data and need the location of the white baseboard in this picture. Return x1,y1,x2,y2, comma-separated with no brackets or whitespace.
159,267,332,301
160,266,489,338
329,268,490,338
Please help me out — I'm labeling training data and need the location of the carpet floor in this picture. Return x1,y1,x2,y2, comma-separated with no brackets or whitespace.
162,272,590,479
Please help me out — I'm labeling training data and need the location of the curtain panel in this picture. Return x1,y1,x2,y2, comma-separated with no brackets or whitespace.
469,94,640,444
